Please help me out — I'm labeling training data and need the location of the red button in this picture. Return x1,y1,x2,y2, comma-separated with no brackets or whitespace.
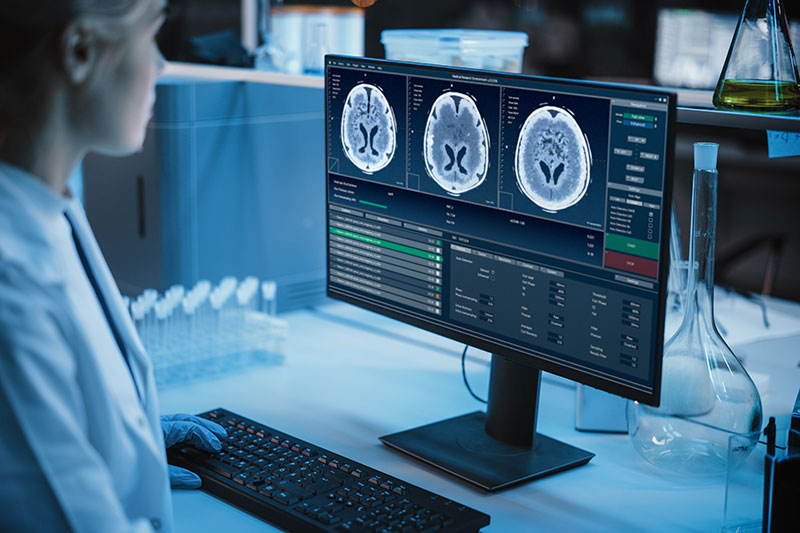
604,250,657,278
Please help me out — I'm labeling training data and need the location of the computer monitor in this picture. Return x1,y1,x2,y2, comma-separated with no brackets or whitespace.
324,55,676,491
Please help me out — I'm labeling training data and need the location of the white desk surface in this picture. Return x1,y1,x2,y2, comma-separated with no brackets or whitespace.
160,297,800,532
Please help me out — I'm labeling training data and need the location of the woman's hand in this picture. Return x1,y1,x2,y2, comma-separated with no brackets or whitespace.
161,414,227,489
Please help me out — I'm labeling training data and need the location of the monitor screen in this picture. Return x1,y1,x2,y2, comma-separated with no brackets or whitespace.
325,56,674,408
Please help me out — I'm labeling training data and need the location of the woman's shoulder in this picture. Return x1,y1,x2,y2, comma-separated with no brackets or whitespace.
0,171,70,287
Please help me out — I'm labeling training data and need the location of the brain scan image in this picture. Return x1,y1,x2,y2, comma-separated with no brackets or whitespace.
341,83,397,174
514,106,591,212
423,92,490,195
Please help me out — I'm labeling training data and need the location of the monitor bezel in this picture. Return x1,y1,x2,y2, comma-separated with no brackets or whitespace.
324,54,676,407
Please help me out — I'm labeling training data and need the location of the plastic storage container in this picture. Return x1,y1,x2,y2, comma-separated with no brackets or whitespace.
381,29,528,73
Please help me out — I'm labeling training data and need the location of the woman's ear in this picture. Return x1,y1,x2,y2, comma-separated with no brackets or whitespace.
61,20,97,84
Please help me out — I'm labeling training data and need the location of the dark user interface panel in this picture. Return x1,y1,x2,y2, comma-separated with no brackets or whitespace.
325,57,672,396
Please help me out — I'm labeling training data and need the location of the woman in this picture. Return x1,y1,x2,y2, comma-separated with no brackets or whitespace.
0,1,225,531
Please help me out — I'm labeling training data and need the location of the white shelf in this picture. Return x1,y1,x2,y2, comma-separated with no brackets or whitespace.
677,105,800,132
162,63,800,131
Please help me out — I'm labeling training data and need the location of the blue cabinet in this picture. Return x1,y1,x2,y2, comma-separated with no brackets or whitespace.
83,75,327,311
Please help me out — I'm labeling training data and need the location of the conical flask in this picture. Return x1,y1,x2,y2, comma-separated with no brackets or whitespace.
713,0,800,112
628,143,763,477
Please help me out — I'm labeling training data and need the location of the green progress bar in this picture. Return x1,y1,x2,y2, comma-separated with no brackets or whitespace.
358,200,388,209
330,227,442,262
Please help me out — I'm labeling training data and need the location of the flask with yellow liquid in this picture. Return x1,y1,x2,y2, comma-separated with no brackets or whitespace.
713,0,800,112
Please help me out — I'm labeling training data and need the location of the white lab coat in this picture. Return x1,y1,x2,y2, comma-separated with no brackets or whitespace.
0,161,173,532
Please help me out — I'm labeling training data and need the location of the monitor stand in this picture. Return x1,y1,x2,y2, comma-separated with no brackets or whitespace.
380,353,594,492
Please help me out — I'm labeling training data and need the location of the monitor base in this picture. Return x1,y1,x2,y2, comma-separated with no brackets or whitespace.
380,411,594,492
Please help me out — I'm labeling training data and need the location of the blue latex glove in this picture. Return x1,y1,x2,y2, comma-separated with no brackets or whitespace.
161,413,227,489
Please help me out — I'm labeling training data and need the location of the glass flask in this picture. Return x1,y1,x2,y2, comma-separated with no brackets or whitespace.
665,201,687,341
712,0,800,112
628,143,763,477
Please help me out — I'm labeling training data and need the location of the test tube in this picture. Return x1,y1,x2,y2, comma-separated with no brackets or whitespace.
236,279,258,309
209,290,227,358
236,279,261,357
195,280,211,299
143,289,158,306
182,295,198,363
166,285,185,309
153,299,167,355
219,277,237,297
261,281,277,316
131,300,145,339
193,282,211,351
138,295,156,349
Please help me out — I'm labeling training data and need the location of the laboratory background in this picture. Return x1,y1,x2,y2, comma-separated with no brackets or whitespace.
64,0,800,531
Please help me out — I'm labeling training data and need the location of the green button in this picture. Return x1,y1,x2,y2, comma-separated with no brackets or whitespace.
623,112,654,122
605,233,659,260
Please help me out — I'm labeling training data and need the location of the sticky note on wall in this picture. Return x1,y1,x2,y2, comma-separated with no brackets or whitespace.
767,130,800,158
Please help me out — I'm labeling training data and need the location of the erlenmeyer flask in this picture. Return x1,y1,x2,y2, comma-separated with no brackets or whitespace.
712,0,800,112
628,143,763,477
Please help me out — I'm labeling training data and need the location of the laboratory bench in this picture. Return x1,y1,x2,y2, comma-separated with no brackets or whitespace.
159,290,800,532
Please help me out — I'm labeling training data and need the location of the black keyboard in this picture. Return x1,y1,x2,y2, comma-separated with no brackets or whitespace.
167,408,490,532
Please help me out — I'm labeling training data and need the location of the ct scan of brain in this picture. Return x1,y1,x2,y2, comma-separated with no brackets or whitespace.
341,83,397,174
514,106,591,211
423,92,489,195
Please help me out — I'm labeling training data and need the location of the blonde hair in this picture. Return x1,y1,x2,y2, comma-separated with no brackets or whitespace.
0,0,148,139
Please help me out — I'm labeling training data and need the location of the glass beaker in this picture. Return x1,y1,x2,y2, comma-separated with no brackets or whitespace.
628,143,763,478
712,0,800,112
253,0,287,72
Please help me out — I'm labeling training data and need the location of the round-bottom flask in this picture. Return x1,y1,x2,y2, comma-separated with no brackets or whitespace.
628,143,763,477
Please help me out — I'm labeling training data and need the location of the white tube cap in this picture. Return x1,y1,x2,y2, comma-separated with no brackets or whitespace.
694,142,718,171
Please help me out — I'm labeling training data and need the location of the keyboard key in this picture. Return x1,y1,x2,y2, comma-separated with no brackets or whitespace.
277,480,313,501
246,478,267,491
317,512,342,525
207,460,240,478
233,472,254,485
307,478,342,495
273,491,300,506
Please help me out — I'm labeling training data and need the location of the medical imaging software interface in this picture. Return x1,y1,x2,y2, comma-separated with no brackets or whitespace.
326,57,671,396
